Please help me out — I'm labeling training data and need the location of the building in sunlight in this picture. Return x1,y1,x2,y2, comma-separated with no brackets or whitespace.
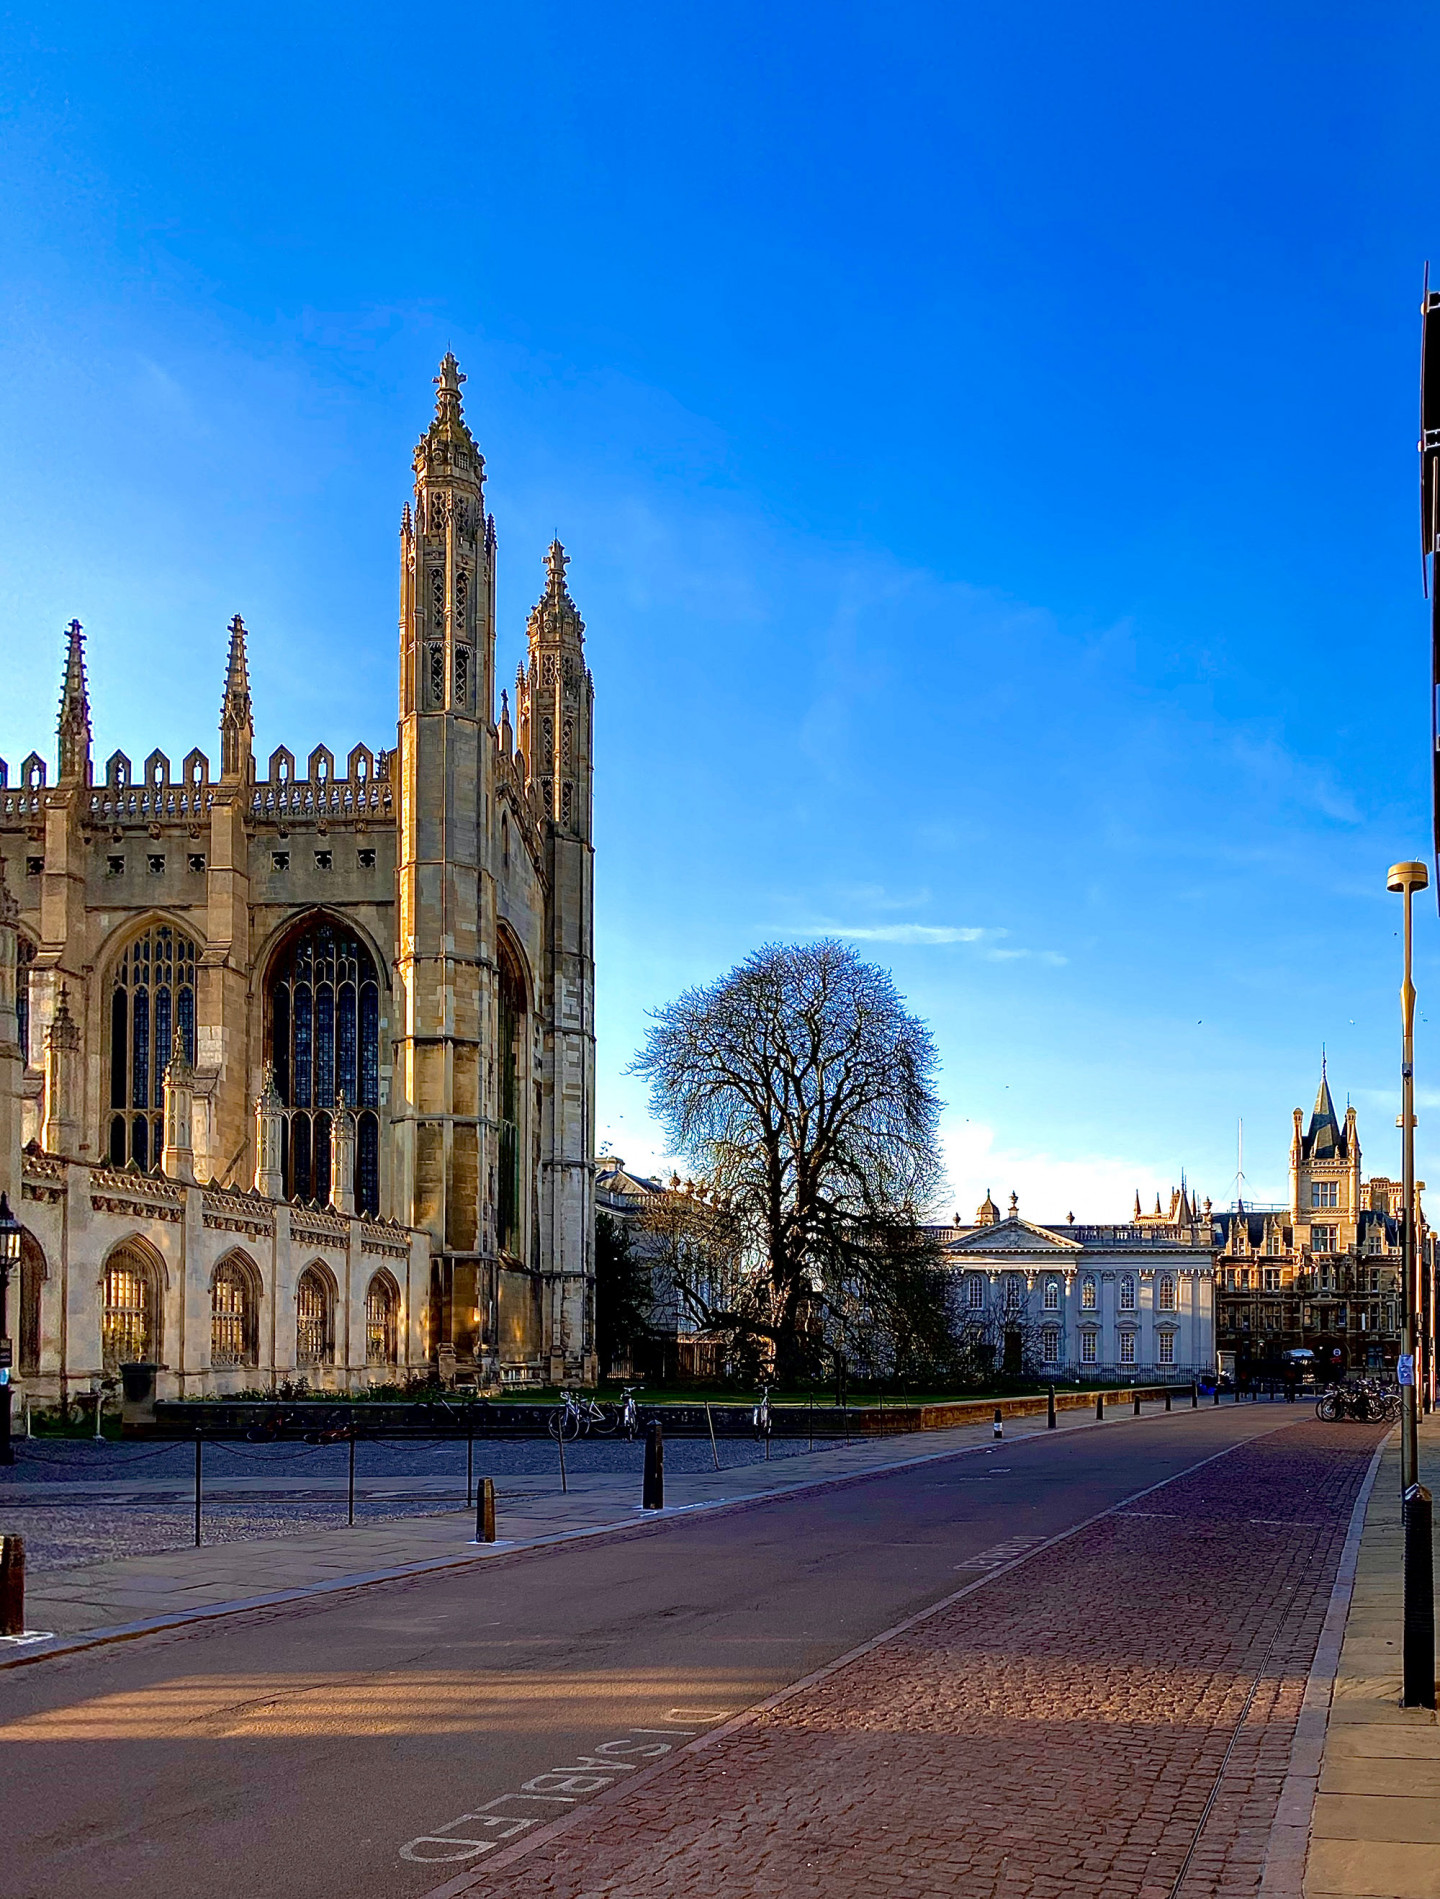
933,1187,1217,1381
0,358,597,1406
1212,1066,1429,1381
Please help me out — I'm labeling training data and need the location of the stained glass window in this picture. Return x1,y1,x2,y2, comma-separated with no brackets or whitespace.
103,1245,157,1369
297,1268,330,1366
108,926,197,1168
269,919,381,1214
211,1258,255,1367
365,1275,397,1364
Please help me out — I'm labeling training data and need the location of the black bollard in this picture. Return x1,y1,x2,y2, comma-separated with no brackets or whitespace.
1165,1388,1172,1413
643,1419,664,1510
347,1428,357,1527
1133,1390,1141,1416
474,1477,496,1544
1095,1391,1105,1421
993,1407,1003,1440
0,1533,23,1637
193,1434,203,1547
1213,1383,1221,1406
1191,1380,1198,1409
1047,1384,1057,1430
1403,1484,1436,1709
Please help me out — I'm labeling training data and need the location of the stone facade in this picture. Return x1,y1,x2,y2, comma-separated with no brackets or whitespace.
1214,1068,1428,1379
0,357,596,1403
936,1190,1217,1379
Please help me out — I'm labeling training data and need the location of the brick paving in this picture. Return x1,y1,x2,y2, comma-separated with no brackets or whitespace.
468,1420,1384,1899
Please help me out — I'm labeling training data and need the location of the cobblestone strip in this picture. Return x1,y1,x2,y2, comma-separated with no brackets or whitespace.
448,1421,1383,1899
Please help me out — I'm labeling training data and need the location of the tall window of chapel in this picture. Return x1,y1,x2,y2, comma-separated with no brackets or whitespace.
268,919,381,1215
496,942,525,1258
108,925,197,1169
16,933,36,1067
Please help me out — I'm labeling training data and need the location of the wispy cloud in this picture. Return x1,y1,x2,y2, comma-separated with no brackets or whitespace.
837,923,989,944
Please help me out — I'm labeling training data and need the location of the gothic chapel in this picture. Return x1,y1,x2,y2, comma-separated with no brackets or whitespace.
0,358,598,1403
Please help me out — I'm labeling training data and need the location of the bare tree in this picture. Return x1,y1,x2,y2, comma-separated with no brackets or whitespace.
632,939,946,1383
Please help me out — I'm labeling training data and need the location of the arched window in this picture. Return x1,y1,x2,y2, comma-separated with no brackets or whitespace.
1043,1278,1060,1311
268,918,381,1214
1119,1274,1136,1311
496,937,526,1257
1005,1273,1024,1310
211,1256,257,1367
19,1229,44,1375
1158,1274,1177,1311
966,1273,985,1310
102,1242,159,1369
365,1274,398,1365
296,1267,332,1366
16,934,35,1068
1081,1274,1097,1310
108,925,197,1169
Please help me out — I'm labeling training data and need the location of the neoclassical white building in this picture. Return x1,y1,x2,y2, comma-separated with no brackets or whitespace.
937,1191,1217,1379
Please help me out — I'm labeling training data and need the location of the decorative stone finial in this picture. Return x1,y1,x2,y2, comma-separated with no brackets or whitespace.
56,620,92,784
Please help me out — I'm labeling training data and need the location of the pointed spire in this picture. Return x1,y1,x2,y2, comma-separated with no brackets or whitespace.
219,614,254,782
416,353,482,465
1133,1189,1142,1219
1306,1059,1342,1157
527,539,585,650
56,620,92,783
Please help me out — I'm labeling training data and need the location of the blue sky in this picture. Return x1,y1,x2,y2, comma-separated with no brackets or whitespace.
1,1,1436,1217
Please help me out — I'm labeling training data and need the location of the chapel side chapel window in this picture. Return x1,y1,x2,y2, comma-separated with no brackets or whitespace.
108,925,197,1169
269,919,381,1214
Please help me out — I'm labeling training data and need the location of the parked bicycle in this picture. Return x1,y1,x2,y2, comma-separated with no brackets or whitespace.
1315,1380,1399,1424
548,1391,616,1440
618,1386,643,1440
752,1385,772,1440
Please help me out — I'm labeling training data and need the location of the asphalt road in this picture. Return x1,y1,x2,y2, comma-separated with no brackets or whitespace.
0,1405,1313,1899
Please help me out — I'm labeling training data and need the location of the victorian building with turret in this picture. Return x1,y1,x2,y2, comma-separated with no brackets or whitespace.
0,359,597,1405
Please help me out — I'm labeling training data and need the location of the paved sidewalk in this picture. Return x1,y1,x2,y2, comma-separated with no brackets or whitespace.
5,1395,1167,1650
410,1417,1383,1899
1304,1414,1440,1899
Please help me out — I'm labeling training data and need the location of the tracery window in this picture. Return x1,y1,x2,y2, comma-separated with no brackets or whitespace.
1157,1274,1177,1312
16,933,35,1067
211,1258,256,1367
1005,1274,1023,1310
102,1244,158,1370
496,939,525,1257
296,1267,331,1367
1080,1274,1097,1311
269,918,381,1214
108,926,197,1169
365,1274,398,1365
1119,1274,1136,1310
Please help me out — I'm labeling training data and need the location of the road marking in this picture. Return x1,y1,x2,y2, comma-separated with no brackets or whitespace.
953,1535,1047,1570
398,1721,715,1866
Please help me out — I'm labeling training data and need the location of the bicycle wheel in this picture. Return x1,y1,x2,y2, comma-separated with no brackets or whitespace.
587,1405,618,1437
1315,1392,1339,1422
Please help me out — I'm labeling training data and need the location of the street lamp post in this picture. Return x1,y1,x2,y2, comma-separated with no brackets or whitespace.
1388,861,1429,1496
0,1192,20,1467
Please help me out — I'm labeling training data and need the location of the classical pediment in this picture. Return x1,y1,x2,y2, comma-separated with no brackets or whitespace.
944,1216,1084,1255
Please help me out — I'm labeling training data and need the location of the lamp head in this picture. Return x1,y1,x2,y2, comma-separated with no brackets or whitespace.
1388,860,1430,894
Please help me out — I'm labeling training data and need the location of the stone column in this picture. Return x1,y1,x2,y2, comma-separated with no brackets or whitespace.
161,1029,197,1184
41,986,81,1158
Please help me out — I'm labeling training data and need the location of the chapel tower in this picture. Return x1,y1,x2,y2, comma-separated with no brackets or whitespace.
517,541,596,1374
394,355,496,1352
